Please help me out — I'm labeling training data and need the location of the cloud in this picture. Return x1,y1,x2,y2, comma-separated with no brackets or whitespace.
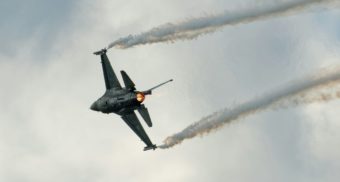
0,0,339,182
0,0,77,57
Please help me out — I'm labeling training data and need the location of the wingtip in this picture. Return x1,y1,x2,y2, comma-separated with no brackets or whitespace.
93,48,107,55
143,145,157,151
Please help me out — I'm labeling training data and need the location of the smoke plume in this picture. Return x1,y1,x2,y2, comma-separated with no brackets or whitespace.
158,67,340,149
108,0,335,49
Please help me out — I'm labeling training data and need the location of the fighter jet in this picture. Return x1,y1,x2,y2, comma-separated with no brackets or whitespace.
90,49,172,151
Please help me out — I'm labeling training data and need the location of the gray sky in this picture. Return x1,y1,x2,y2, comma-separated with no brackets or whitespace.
0,0,340,181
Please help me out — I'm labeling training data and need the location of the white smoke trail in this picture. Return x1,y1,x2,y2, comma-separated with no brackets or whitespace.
108,0,335,49
158,67,340,149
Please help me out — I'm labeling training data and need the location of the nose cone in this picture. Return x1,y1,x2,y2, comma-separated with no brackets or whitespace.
90,102,99,111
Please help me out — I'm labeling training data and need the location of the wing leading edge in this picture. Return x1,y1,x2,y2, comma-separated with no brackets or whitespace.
121,112,157,151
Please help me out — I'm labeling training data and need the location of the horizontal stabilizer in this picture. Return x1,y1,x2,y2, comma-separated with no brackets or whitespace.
143,144,157,151
121,71,135,90
138,105,152,127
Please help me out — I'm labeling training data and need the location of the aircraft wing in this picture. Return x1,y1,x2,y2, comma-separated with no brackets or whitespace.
121,112,157,151
99,51,122,90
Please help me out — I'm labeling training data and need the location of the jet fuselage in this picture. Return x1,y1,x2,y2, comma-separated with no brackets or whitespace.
90,88,145,115
91,48,172,151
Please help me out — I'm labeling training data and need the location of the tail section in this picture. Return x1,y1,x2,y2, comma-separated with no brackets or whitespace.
138,105,152,127
121,71,136,91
